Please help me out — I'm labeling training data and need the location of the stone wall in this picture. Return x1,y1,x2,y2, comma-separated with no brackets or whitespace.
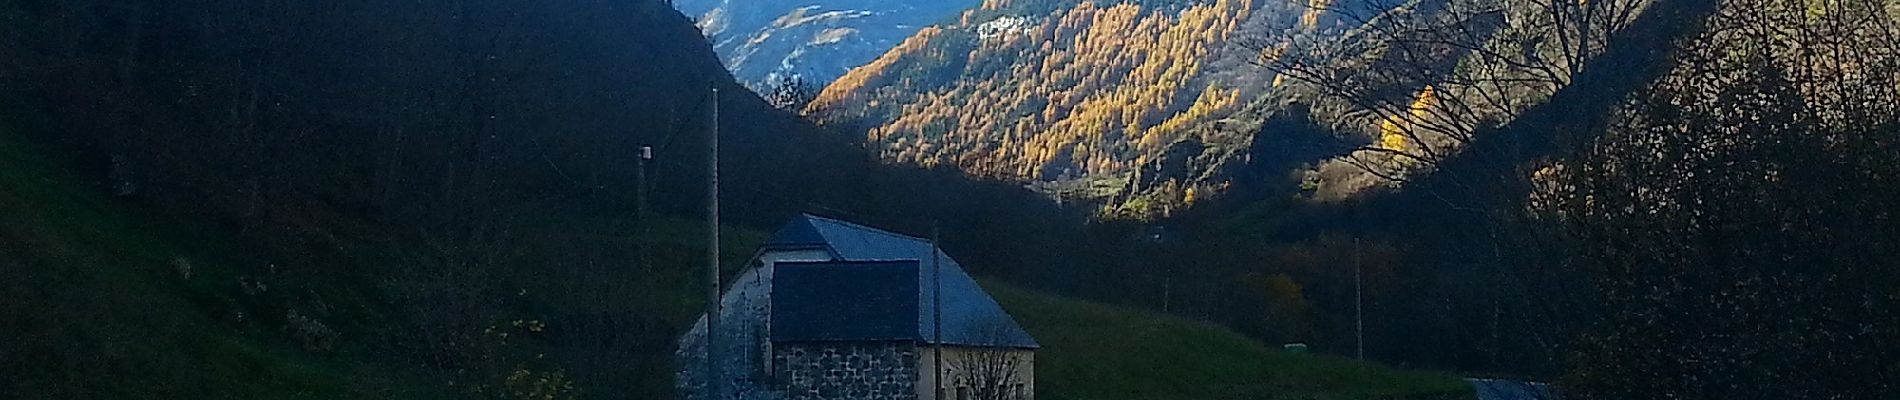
772,342,919,400
676,261,775,400
678,249,834,400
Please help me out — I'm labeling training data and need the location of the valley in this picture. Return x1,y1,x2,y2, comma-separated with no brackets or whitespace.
2,0,1897,399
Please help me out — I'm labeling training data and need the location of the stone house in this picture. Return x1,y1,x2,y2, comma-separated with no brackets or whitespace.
678,214,1040,400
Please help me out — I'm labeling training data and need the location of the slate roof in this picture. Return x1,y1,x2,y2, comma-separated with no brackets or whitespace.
761,214,1040,349
771,261,920,342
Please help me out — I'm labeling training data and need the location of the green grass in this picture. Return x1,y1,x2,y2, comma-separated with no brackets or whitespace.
984,281,1472,400
0,102,429,399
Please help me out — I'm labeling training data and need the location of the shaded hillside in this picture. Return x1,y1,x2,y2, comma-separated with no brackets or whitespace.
0,99,455,398
0,0,779,390
1545,0,1900,397
0,0,1100,398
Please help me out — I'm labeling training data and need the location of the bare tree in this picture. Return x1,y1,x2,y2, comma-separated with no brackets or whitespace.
1548,1,1900,397
1241,0,1667,375
950,319,1030,400
1249,0,1650,182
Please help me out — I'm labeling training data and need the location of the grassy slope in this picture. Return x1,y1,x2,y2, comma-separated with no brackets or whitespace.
986,282,1472,400
0,105,413,398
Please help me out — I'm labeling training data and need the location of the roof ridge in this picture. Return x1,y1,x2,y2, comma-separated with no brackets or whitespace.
802,213,931,243
777,260,920,266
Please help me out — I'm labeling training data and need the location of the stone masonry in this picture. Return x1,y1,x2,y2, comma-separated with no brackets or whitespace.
773,342,919,400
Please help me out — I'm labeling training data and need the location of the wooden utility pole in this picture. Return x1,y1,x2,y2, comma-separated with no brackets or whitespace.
931,224,944,400
637,144,651,270
1354,237,1364,361
1162,267,1174,313
705,86,722,400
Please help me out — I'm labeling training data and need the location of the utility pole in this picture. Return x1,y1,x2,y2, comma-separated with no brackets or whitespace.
705,86,722,400
930,224,944,400
637,145,651,271
1354,237,1364,361
1149,227,1172,314
1162,263,1174,313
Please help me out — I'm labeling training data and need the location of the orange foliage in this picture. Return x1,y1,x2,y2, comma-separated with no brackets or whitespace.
1377,85,1437,152
810,0,1260,180
809,26,947,112
1299,0,1333,29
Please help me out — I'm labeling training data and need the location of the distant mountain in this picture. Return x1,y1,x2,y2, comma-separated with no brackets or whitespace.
673,0,981,93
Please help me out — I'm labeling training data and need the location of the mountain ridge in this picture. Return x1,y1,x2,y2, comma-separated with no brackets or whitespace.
675,0,981,93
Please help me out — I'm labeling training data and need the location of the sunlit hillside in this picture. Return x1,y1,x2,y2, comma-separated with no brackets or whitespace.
808,0,1304,217
810,0,1665,216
